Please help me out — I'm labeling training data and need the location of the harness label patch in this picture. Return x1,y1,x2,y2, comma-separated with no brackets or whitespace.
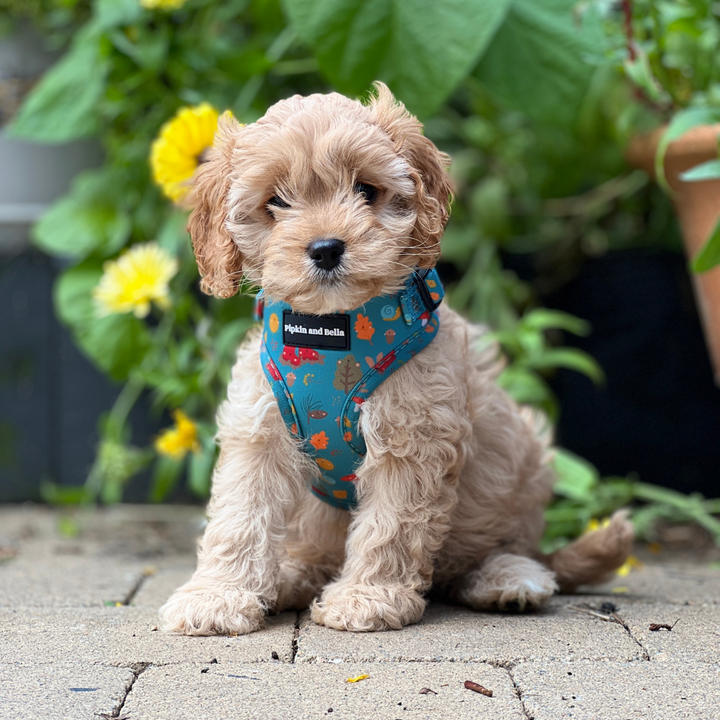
283,311,350,350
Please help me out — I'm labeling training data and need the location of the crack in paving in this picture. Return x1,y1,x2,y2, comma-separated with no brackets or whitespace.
101,662,150,719
506,666,534,720
120,569,154,606
620,622,651,661
290,612,300,663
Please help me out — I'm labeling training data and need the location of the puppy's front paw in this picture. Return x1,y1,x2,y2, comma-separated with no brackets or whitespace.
160,584,265,636
311,582,426,632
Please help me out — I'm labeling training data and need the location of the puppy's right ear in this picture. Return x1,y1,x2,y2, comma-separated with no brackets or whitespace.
186,112,244,298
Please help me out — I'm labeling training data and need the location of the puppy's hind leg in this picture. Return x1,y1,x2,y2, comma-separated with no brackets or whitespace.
455,554,558,612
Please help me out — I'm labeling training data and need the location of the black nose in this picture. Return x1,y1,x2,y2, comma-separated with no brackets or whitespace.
307,238,345,271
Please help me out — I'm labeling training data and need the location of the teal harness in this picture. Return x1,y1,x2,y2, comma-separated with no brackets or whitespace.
257,269,444,510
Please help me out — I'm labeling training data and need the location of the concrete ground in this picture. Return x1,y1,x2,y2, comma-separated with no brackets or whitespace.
1,505,719,720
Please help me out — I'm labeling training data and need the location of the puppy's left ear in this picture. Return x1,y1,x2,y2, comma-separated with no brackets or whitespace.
186,112,244,298
369,82,452,268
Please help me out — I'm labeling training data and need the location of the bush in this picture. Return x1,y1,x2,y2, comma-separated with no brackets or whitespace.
5,0,720,547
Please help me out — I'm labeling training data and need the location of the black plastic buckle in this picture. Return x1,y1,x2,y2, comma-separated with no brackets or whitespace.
412,269,441,313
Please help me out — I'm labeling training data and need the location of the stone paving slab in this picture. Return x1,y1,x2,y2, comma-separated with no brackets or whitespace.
620,602,720,664
0,607,296,665
123,661,524,720
0,504,205,559
3,505,720,719
130,564,195,609
0,662,135,720
0,554,149,608
295,599,643,664
513,659,720,720
586,563,720,605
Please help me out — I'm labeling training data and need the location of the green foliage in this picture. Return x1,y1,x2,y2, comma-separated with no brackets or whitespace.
10,28,109,142
476,0,604,129
490,309,602,422
33,169,133,259
605,1,720,270
284,0,511,117
54,264,152,380
691,222,720,273
6,0,719,546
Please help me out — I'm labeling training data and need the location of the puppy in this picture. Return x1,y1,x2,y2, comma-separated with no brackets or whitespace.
160,83,633,635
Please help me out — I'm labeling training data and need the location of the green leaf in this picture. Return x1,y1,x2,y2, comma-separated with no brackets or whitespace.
470,177,510,239
655,108,720,191
93,0,144,31
32,170,132,260
283,0,511,117
189,442,216,498
150,455,184,502
54,264,152,381
525,348,605,384
8,31,109,143
475,0,602,127
680,159,720,182
691,217,720,273
520,309,591,336
552,448,599,500
40,481,92,506
497,366,553,407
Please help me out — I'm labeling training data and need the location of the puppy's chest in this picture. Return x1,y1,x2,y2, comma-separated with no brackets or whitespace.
256,269,444,510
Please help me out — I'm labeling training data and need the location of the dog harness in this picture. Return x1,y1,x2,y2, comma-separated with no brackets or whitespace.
256,269,444,511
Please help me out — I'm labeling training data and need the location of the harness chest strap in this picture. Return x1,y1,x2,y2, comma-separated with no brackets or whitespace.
257,268,444,510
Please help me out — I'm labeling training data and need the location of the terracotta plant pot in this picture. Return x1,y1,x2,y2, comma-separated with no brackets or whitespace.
626,124,720,383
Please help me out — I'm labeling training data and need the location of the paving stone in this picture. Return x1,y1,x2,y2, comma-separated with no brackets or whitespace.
0,505,58,546
0,552,148,608
620,602,720,664
513,659,720,720
123,661,524,720
0,662,134,720
130,564,196,609
583,563,720,605
0,607,297,665
295,599,642,664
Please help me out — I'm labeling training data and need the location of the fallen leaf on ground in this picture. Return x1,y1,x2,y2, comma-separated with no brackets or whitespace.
346,674,369,683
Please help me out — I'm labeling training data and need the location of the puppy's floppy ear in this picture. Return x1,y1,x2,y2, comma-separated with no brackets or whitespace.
369,82,452,269
186,112,244,298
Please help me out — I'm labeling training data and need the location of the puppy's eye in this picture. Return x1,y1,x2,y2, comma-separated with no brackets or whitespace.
267,195,290,216
353,182,378,205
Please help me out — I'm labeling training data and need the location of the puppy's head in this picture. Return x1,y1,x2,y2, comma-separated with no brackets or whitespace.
188,83,451,314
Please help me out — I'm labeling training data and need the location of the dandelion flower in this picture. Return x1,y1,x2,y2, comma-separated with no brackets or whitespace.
150,103,220,202
141,0,187,10
93,242,178,318
155,410,201,460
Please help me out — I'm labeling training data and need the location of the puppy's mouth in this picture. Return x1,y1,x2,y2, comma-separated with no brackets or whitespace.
311,265,344,287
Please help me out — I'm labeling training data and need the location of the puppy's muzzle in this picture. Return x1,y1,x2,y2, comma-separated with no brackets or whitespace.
307,238,345,271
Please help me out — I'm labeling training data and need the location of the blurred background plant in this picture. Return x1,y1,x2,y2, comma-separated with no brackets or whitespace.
2,0,720,550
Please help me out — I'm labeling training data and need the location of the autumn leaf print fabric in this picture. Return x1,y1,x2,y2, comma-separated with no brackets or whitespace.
258,269,444,510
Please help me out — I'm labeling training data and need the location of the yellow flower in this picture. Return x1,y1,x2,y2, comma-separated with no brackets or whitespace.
584,517,611,534
616,555,643,578
150,103,220,202
140,0,187,10
154,410,201,460
93,242,178,318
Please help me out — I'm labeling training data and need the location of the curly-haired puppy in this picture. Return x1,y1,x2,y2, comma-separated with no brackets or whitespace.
160,83,633,635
